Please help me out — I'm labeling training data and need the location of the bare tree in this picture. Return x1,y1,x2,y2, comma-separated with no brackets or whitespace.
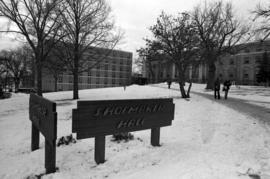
148,12,199,98
137,39,164,83
192,1,249,89
58,0,122,99
0,0,65,96
253,3,270,40
0,48,30,92
43,53,67,92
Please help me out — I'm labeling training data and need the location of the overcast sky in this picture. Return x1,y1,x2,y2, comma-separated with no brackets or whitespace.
109,0,268,57
0,0,268,57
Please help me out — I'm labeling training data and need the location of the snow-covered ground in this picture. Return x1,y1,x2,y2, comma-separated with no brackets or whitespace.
0,84,270,179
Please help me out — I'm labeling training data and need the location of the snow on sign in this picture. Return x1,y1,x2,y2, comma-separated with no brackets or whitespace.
29,94,57,174
72,98,175,164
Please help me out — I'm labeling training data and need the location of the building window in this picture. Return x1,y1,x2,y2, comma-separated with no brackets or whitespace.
58,75,63,83
88,70,91,76
244,48,250,53
96,71,100,77
79,77,82,83
256,48,262,52
125,66,129,72
244,73,249,79
229,74,234,78
244,57,249,64
255,56,262,63
69,84,73,90
69,76,73,83
88,77,91,84
229,59,234,65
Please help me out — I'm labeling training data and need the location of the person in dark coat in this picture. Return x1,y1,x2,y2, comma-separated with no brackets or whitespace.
223,80,232,99
214,77,221,99
167,76,172,89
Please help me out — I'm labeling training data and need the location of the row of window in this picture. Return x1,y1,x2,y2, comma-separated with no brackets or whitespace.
58,83,126,91
58,79,129,85
220,68,260,80
60,72,131,80
58,76,130,83
88,58,132,66
242,48,263,53
109,51,132,58
88,66,132,73
219,56,263,65
87,72,131,77
64,68,131,76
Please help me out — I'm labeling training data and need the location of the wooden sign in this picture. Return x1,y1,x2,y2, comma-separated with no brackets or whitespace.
29,94,57,174
72,98,174,164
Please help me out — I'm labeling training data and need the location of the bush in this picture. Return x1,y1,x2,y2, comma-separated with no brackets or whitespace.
111,132,134,142
57,134,76,147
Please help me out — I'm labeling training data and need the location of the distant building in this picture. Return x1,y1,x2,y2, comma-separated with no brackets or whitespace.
41,48,133,92
215,40,270,85
144,40,270,85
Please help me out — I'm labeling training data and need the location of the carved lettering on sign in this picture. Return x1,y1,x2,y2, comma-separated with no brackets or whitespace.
94,104,164,117
117,118,145,129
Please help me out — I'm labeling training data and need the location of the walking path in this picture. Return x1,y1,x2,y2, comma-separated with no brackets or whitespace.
192,91,270,125
153,84,270,131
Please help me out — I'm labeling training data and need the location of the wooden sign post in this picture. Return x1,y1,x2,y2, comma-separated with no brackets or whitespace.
29,94,57,174
72,98,174,164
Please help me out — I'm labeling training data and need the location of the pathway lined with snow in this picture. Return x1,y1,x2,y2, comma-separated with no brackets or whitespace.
154,83,270,126
1,84,270,179
192,91,270,125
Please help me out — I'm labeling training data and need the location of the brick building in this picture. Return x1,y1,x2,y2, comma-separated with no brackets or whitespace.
215,40,270,85
42,48,133,92
144,40,270,85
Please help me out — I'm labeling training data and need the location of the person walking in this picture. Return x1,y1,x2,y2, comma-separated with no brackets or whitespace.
167,75,172,89
223,80,232,99
214,77,221,99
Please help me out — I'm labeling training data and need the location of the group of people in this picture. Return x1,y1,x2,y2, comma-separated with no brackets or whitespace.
214,77,232,100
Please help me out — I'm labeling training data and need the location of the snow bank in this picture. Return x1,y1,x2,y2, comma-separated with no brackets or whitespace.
0,84,270,179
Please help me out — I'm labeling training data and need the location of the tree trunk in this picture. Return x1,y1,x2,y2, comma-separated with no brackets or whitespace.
178,82,187,98
31,60,36,88
73,51,79,99
178,73,187,98
206,62,216,90
14,78,20,93
177,67,188,98
54,75,58,92
186,82,192,98
36,59,43,96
